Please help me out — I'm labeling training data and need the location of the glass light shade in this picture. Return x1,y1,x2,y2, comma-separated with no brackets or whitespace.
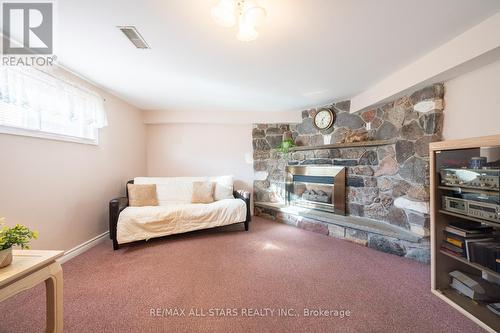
243,6,267,27
211,0,237,27
237,23,258,42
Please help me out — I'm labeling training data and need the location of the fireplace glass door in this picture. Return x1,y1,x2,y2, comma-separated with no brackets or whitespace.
286,165,346,215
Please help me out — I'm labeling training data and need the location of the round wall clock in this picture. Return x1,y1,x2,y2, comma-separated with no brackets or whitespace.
313,108,335,130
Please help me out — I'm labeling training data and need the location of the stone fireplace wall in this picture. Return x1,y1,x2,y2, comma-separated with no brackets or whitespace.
253,84,444,240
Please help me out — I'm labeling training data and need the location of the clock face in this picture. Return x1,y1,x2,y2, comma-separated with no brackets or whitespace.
314,110,334,130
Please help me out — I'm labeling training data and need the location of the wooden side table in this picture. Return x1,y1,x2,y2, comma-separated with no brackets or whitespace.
0,250,64,333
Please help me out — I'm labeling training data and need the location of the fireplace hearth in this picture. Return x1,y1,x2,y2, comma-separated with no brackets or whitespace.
285,165,346,215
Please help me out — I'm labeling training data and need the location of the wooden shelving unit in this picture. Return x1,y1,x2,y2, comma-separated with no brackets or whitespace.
439,249,500,280
430,134,500,333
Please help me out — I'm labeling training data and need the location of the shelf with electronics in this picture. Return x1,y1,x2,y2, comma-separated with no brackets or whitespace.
430,134,500,333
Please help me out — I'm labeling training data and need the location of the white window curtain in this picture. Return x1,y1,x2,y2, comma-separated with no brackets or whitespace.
0,66,107,143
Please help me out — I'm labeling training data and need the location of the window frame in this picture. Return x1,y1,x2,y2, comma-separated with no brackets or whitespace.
0,123,99,145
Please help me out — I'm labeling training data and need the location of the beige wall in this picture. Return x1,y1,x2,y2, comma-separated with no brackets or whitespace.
0,69,147,251
444,59,500,140
146,123,254,194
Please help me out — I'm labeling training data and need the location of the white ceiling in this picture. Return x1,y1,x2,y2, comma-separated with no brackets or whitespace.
56,0,500,112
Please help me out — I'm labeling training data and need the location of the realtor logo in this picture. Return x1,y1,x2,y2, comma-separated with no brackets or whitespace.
2,2,53,54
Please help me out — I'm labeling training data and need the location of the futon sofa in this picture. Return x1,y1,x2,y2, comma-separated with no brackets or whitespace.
109,176,251,250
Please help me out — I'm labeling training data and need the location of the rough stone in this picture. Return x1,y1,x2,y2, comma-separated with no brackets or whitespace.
374,157,398,176
294,135,309,146
414,135,439,157
363,203,387,221
352,165,374,176
410,225,429,237
394,197,430,214
404,108,420,124
334,100,351,112
371,117,384,129
301,159,333,165
297,219,329,235
377,177,395,192
335,112,365,129
400,156,429,184
340,148,367,159
391,180,411,197
253,138,270,151
328,149,341,158
309,134,324,146
266,135,283,149
327,224,346,238
269,169,286,182
348,203,364,217
409,84,444,105
379,101,394,114
291,151,305,161
394,95,413,112
255,190,270,202
361,109,376,123
359,150,379,166
375,122,399,140
401,120,424,141
276,212,299,226
407,212,430,228
266,127,285,135
253,160,268,171
333,159,358,166
364,177,377,187
345,229,368,246
419,112,443,135
347,176,365,187
379,193,394,209
349,188,379,205
314,150,330,158
395,140,415,164
387,208,410,229
331,128,350,144
407,184,430,201
253,150,270,160
377,177,410,197
254,171,269,181
368,235,406,257
296,117,317,135
414,99,444,113
405,248,430,264
383,103,406,128
254,180,270,190
252,128,265,138
377,145,396,161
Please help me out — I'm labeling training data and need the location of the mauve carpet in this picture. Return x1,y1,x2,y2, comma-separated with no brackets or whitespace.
0,217,484,333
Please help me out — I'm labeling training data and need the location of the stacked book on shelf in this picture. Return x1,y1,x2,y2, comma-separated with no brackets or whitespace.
441,221,500,273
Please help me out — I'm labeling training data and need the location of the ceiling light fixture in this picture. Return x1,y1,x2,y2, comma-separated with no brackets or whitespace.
212,0,267,42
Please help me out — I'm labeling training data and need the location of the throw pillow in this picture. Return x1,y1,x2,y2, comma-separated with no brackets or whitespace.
192,181,215,204
127,184,159,207
212,175,234,200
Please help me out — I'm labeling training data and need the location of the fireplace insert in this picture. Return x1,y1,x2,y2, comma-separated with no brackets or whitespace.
285,165,346,215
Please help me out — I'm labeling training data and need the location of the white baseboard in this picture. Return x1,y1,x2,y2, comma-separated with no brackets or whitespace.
59,231,109,264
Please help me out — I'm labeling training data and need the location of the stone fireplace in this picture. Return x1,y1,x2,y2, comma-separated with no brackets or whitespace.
286,165,346,215
253,84,445,263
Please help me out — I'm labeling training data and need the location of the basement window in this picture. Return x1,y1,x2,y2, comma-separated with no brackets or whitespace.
0,66,107,145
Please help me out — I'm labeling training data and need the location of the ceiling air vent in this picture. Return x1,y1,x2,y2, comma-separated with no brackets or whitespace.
118,26,150,49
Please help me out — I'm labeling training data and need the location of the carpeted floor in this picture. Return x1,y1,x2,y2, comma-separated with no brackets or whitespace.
0,217,484,333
